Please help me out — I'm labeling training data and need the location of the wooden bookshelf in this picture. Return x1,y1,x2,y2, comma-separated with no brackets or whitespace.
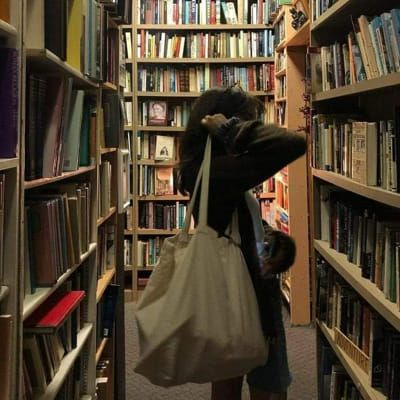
137,229,182,235
136,160,178,166
100,147,118,155
137,57,275,64
0,286,10,302
0,18,17,38
96,267,116,303
96,338,109,364
138,195,189,201
136,125,186,132
102,82,118,91
136,24,273,30
0,158,19,171
97,207,117,227
273,4,311,325
310,1,400,397
316,320,385,400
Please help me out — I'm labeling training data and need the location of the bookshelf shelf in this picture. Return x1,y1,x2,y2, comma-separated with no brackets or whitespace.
24,166,96,190
275,40,286,52
137,159,177,166
312,72,400,102
286,20,310,47
100,147,117,155
137,90,274,98
0,285,10,302
137,126,186,132
137,57,274,64
124,125,133,131
35,324,93,400
124,230,133,235
137,229,193,235
26,49,98,88
312,169,400,209
275,68,287,78
256,192,276,199
275,97,287,103
310,0,350,32
96,338,109,364
136,266,155,271
123,91,133,97
23,243,97,320
138,195,189,201
102,81,118,91
281,288,290,304
314,240,400,332
96,267,116,303
0,158,18,171
124,265,133,271
97,207,117,227
137,24,273,30
125,59,133,64
0,19,17,38
316,320,385,400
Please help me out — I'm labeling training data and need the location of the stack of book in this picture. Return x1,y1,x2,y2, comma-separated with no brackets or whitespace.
138,201,188,230
137,237,165,267
137,166,175,196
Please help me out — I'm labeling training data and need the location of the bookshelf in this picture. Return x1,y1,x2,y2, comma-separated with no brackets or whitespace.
1,1,130,399
311,0,400,398
0,1,22,399
272,2,311,325
123,0,277,301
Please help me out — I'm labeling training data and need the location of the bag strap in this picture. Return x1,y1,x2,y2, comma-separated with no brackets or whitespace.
183,135,212,233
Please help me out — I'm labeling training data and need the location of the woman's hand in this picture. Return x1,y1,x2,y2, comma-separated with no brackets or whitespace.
201,114,228,135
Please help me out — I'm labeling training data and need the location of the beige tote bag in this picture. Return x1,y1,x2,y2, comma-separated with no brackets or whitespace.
134,135,268,387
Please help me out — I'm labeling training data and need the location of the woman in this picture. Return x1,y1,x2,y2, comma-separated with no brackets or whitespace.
178,87,306,400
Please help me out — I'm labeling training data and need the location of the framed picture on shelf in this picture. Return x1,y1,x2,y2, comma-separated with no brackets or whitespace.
155,136,174,161
148,101,168,126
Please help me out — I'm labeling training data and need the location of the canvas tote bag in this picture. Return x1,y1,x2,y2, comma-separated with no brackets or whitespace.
134,135,268,387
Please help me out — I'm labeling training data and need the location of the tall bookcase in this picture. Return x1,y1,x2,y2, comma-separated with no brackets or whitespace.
310,0,400,399
122,0,277,301
0,1,129,399
0,1,22,399
273,1,311,325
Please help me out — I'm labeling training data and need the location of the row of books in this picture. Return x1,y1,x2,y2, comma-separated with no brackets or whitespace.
137,237,165,267
275,178,288,211
137,29,275,59
138,201,188,230
23,289,86,397
138,63,275,92
276,75,286,98
137,0,276,25
311,114,400,192
319,187,400,307
138,100,191,127
0,48,18,159
98,224,115,279
96,284,119,347
276,49,286,72
317,256,400,399
259,199,276,227
313,10,400,92
124,239,133,267
138,166,175,196
96,357,113,400
137,272,151,292
261,98,275,124
311,0,338,22
254,177,275,194
275,205,289,234
24,183,91,292
276,102,286,126
318,343,363,400
273,12,285,46
137,133,176,161
99,161,113,217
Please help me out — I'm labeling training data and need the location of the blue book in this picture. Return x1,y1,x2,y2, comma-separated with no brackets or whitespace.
381,13,395,73
390,9,400,70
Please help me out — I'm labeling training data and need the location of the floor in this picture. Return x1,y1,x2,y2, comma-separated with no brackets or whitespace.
125,302,317,400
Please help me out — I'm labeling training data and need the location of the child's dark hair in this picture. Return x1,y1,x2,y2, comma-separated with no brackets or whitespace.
178,87,264,194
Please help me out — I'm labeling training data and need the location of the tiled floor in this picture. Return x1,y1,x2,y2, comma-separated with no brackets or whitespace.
125,303,317,399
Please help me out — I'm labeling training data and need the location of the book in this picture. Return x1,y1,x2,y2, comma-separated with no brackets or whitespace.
0,315,12,400
25,291,85,333
155,167,174,195
0,174,4,285
67,0,83,70
101,284,119,338
147,100,168,126
155,135,174,161
0,48,18,158
44,0,67,60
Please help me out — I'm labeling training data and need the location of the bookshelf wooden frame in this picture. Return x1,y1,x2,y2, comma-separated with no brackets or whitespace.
273,3,311,325
311,1,400,397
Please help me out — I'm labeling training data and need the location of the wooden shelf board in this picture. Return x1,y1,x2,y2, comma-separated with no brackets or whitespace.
137,159,177,166
26,49,98,88
286,20,310,47
138,91,200,97
97,206,117,227
0,19,17,38
137,57,274,64
96,267,116,303
138,195,189,201
124,230,133,235
313,73,400,101
0,158,18,171
137,125,185,132
35,324,93,400
137,24,273,30
123,91,133,97
23,243,97,320
275,97,287,103
124,125,133,131
275,40,287,52
275,68,287,77
24,166,96,190
136,266,155,271
314,240,400,331
273,7,286,25
137,229,194,235
310,0,350,32
100,147,117,155
121,24,132,29
317,320,385,400
281,288,290,304
125,59,133,64
124,265,133,271
256,192,276,199
312,169,400,208
96,338,109,364
102,81,118,91
0,286,10,302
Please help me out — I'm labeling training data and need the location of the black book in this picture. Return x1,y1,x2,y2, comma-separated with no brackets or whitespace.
45,0,67,60
102,284,119,338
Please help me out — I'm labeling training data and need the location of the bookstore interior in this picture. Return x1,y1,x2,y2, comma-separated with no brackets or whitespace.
0,0,400,399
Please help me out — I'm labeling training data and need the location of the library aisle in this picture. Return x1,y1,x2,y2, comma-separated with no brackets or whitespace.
125,303,317,399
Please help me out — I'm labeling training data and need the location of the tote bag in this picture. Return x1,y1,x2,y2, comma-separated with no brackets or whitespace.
134,135,268,387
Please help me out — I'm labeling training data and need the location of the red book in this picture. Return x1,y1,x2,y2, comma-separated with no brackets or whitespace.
25,291,85,333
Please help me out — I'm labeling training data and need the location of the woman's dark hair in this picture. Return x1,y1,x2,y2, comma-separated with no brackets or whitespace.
178,87,264,194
